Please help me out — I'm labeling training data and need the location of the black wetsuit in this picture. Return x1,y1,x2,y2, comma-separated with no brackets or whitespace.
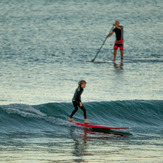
113,26,123,40
113,26,124,50
70,86,87,119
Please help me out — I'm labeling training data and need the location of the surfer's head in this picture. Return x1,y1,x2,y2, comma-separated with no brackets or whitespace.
78,80,86,88
115,20,120,26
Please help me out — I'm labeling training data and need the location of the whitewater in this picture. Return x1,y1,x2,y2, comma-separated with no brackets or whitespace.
0,0,163,162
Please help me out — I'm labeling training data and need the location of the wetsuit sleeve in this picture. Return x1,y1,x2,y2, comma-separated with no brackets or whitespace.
77,87,83,102
72,87,83,102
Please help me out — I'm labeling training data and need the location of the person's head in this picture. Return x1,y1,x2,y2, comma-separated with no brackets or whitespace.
78,80,86,88
115,20,120,26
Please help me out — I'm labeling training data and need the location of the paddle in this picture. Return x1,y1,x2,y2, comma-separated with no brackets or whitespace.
91,26,114,62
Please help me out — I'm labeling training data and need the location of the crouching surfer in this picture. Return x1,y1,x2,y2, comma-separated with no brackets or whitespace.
68,80,90,124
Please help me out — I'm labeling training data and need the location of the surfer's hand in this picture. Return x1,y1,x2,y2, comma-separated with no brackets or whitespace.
79,102,82,107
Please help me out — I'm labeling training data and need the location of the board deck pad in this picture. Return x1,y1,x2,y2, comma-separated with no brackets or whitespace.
70,121,130,129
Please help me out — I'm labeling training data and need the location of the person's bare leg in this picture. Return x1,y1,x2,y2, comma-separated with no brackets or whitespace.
113,49,117,62
120,50,123,62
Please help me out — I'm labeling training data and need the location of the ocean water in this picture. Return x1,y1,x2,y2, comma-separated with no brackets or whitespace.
0,0,163,162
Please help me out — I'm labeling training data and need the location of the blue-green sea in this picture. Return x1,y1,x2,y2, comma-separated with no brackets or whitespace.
0,0,163,162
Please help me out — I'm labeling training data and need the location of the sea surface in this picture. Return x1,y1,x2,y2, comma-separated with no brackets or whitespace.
0,0,163,162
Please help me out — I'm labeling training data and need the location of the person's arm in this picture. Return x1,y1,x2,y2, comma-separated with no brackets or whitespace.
78,91,83,107
114,24,121,30
79,88,83,106
76,87,83,106
106,31,114,38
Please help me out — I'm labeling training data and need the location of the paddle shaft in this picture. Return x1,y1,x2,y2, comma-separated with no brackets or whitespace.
91,37,107,62
91,26,114,62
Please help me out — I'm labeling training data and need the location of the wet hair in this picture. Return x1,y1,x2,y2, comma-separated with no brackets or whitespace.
78,80,86,87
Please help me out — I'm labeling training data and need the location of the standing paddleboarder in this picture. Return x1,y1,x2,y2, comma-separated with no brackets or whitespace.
107,21,124,62
68,80,90,124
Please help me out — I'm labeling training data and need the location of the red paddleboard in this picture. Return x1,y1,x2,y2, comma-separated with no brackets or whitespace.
70,121,130,129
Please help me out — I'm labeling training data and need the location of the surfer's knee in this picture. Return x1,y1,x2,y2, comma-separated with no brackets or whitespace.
80,106,86,112
114,45,118,50
74,107,78,111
